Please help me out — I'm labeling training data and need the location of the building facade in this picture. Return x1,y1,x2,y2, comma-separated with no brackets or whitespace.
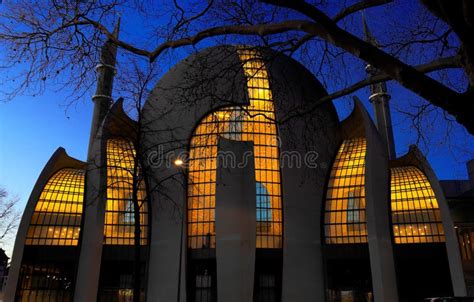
3,43,468,302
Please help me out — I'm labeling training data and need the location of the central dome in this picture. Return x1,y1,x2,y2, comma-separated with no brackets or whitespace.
142,45,339,152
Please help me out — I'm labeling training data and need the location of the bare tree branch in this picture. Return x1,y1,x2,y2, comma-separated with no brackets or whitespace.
0,188,20,241
147,20,320,61
325,56,461,104
279,55,462,124
333,0,393,23
260,0,474,133
75,0,473,132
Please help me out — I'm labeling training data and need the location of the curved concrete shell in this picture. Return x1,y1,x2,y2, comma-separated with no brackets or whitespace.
390,145,467,297
4,148,86,302
323,97,398,302
354,98,398,302
142,45,339,301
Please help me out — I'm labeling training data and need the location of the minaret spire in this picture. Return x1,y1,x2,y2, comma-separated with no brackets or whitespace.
87,18,120,157
362,13,396,160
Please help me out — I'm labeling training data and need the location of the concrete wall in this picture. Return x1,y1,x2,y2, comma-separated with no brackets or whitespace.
352,98,398,302
215,138,256,302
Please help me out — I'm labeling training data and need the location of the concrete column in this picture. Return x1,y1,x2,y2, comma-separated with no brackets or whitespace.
146,164,187,302
280,167,327,302
354,98,398,302
215,138,256,302
279,116,335,302
74,132,107,302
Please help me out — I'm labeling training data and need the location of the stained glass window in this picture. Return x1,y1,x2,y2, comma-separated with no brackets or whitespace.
187,49,283,249
391,166,445,244
25,168,85,246
104,138,148,245
324,138,368,244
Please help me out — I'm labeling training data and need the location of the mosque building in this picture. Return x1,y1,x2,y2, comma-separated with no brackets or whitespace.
3,21,468,302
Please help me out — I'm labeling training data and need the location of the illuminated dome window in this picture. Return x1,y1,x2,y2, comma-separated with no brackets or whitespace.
187,49,283,249
25,168,85,246
324,138,368,244
391,166,445,244
104,138,148,245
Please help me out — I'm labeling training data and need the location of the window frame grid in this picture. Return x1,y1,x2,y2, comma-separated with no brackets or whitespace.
104,138,149,246
324,138,368,244
25,168,85,246
391,166,445,244
187,49,283,250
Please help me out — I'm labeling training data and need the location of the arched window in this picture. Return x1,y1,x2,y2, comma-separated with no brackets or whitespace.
19,168,85,301
104,138,148,245
391,166,445,244
26,168,85,246
324,138,368,244
187,49,283,249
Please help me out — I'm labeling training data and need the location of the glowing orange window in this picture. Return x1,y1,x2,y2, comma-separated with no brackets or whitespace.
187,49,283,249
324,138,368,244
391,166,445,244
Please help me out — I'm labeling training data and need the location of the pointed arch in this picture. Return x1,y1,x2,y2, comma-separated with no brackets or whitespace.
324,138,368,244
25,168,85,246
391,166,445,244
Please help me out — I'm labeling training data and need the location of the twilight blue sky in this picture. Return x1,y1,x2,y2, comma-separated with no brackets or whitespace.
1,0,474,257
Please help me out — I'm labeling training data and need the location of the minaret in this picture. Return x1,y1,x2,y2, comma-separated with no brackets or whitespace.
75,20,121,302
87,19,120,158
363,15,396,160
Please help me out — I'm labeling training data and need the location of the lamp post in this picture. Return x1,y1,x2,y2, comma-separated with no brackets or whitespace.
174,157,185,302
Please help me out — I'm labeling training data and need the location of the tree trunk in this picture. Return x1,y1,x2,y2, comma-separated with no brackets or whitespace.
132,162,141,302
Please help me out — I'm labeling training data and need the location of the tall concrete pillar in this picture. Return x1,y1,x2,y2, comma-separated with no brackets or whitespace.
215,138,256,302
145,168,187,302
73,127,108,302
275,102,339,302
353,98,399,302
